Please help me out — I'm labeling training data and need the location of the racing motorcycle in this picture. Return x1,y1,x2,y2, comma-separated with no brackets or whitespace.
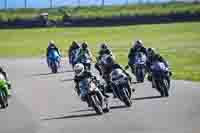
110,68,132,107
48,50,61,73
0,74,8,109
78,77,109,115
76,53,92,71
134,52,147,83
150,61,171,97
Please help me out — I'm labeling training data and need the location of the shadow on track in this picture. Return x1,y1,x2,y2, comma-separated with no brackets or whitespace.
69,105,127,113
30,70,73,77
41,105,128,121
60,78,74,82
131,81,138,84
132,95,163,101
41,112,99,121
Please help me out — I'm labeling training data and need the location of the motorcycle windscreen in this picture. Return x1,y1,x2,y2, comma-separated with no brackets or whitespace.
134,52,147,65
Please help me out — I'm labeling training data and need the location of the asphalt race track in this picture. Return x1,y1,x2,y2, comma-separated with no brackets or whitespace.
0,58,200,133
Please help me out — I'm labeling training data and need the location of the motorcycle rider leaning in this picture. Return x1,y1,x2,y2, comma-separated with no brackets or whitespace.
101,55,134,94
73,63,108,105
146,49,172,88
146,48,169,74
46,40,61,67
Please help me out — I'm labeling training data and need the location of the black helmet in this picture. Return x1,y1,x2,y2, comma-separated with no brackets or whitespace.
82,42,88,49
147,48,156,57
72,41,79,49
105,55,115,65
152,54,160,61
100,43,108,50
133,40,143,48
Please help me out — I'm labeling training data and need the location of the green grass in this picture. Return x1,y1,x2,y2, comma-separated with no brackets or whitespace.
0,2,200,21
0,22,200,81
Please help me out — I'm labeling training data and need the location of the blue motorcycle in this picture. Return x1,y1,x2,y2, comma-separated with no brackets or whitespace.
151,61,171,97
48,50,61,73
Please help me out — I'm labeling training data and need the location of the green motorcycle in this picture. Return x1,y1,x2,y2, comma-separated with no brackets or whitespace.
0,77,9,109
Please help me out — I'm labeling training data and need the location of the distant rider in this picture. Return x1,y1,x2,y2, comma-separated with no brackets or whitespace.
95,43,113,75
77,42,93,70
46,40,61,67
126,40,147,73
98,43,112,60
68,41,80,67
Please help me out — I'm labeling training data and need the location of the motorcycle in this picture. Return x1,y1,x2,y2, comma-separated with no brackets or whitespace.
151,61,171,97
134,52,147,83
0,74,8,109
48,50,61,73
80,56,92,71
110,68,132,107
78,77,109,115
79,54,92,71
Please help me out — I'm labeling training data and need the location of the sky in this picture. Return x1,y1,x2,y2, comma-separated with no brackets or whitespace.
0,0,179,9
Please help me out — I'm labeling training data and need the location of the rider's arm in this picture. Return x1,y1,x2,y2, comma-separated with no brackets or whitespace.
128,48,133,59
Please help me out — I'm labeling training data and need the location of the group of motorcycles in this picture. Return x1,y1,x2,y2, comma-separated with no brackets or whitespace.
47,47,171,115
69,52,134,115
127,51,171,97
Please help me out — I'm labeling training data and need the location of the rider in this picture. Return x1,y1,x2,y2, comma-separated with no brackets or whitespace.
77,42,93,69
95,43,113,75
126,40,147,73
68,41,80,67
146,48,169,73
78,42,92,60
101,55,133,95
98,43,112,60
146,48,172,87
73,63,108,106
46,40,61,67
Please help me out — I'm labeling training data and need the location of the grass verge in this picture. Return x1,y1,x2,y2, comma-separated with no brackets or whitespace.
0,22,200,81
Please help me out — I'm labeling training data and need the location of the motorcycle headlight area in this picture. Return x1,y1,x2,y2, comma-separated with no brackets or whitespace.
89,82,98,91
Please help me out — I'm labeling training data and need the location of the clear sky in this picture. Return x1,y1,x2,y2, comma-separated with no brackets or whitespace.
0,0,172,9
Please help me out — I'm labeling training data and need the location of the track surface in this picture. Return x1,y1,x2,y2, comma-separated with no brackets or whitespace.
0,58,200,133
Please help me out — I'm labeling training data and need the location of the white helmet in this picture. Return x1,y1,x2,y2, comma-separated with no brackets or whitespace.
49,40,55,45
74,63,84,76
